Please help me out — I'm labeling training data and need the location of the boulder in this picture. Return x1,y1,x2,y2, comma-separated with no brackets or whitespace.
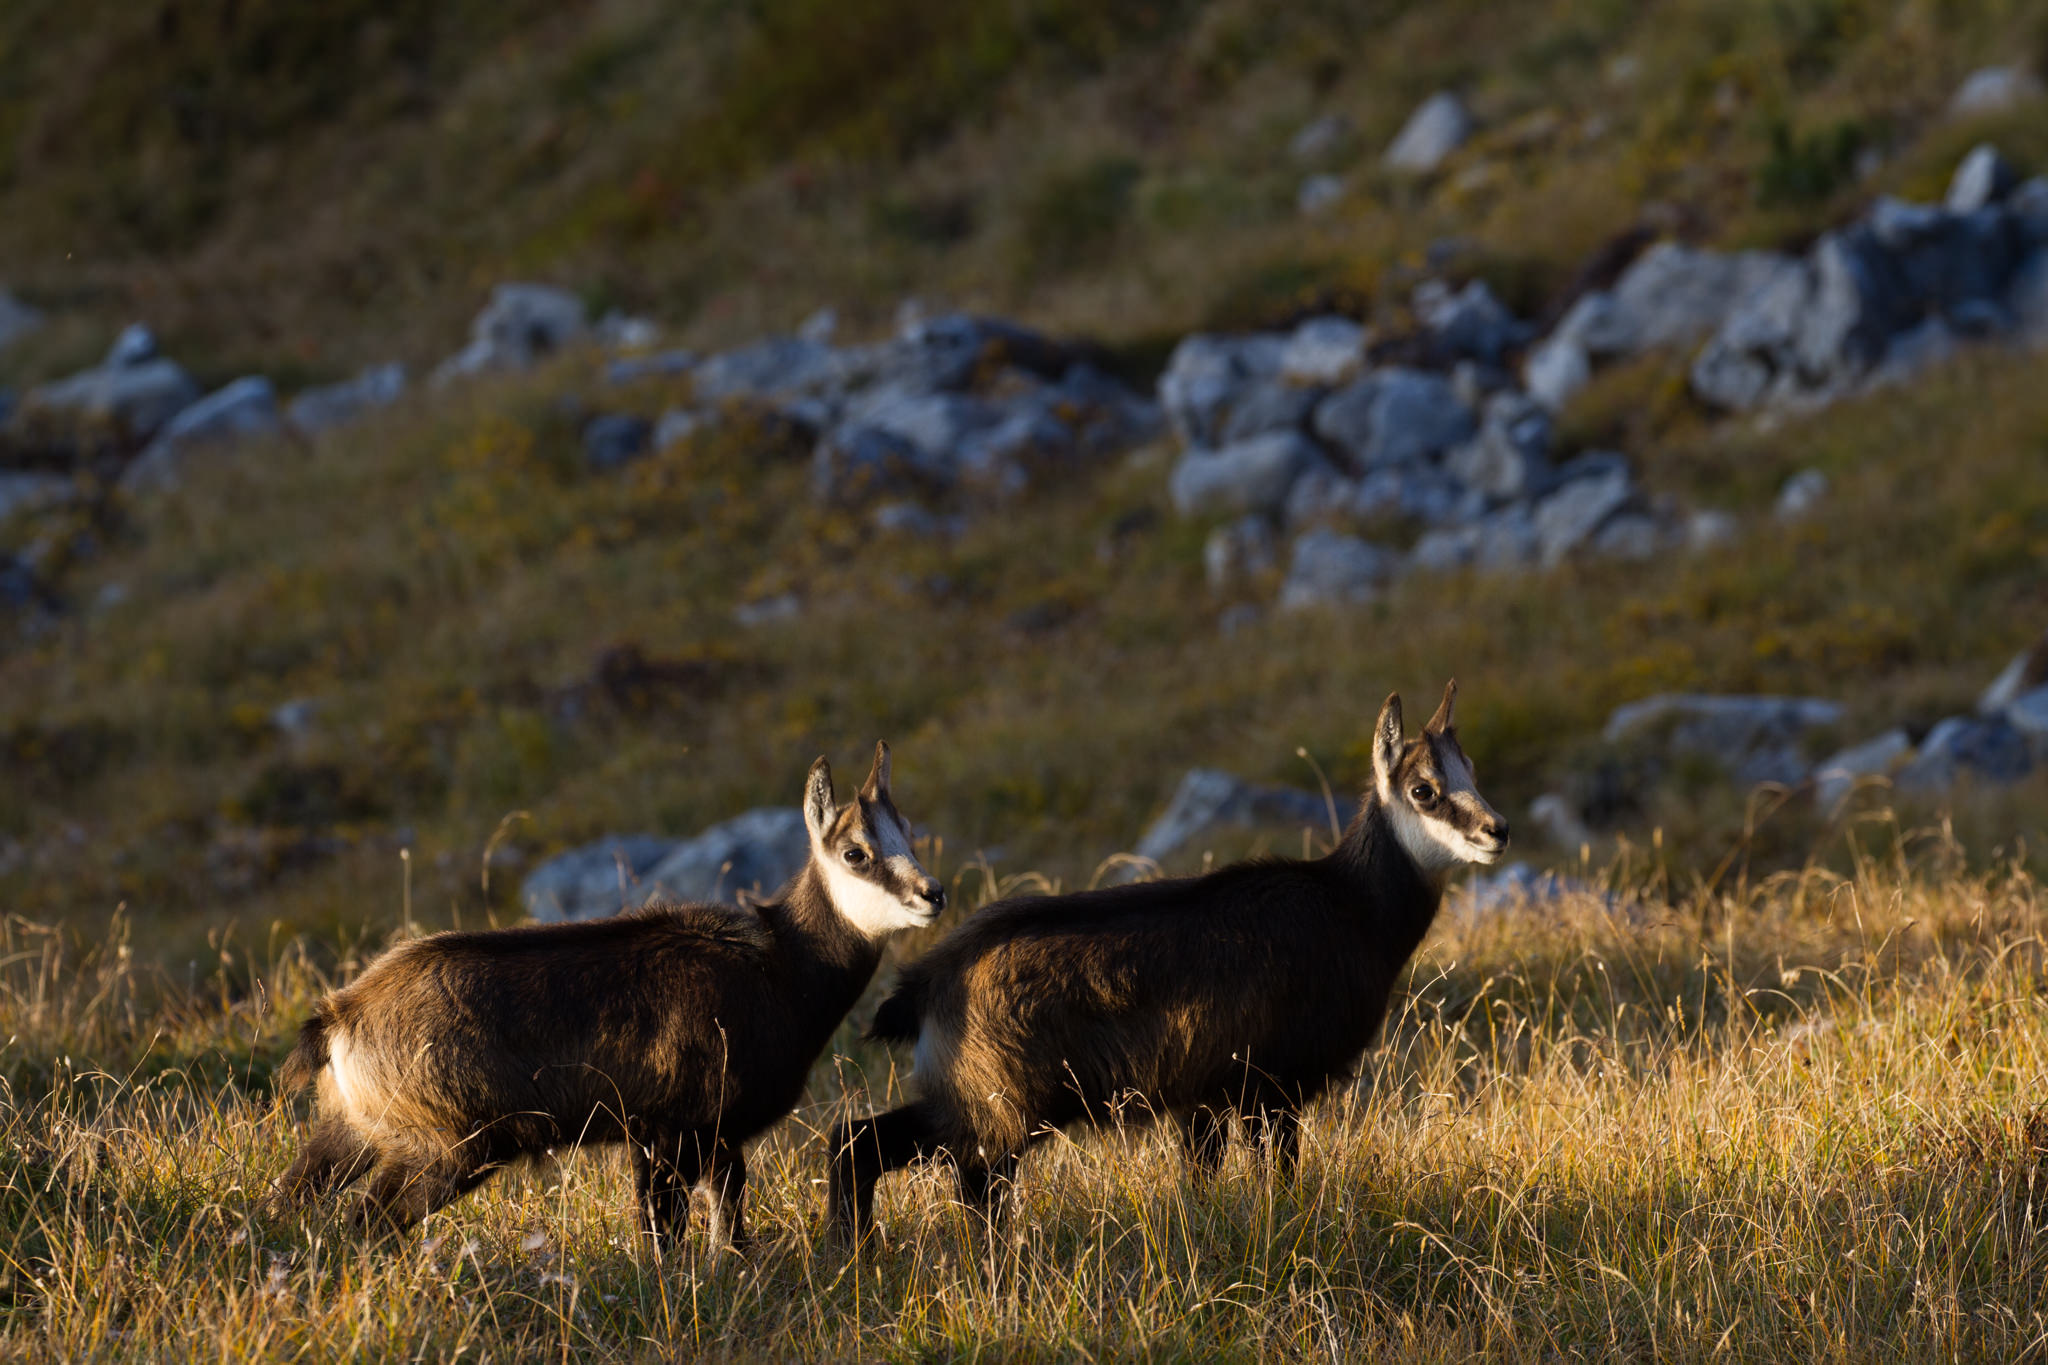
1814,728,1913,807
1581,244,1804,357
1297,174,1346,216
434,283,588,381
1774,468,1829,521
1311,368,1474,470
637,807,809,906
1604,693,1843,786
1203,515,1278,589
692,335,835,402
23,329,202,441
582,413,654,472
1948,143,2020,213
1865,316,1959,389
1384,91,1473,173
2004,685,2048,750
1896,715,2033,791
1459,861,1583,916
653,407,705,451
1949,66,2044,120
1685,509,1741,552
1283,466,1405,527
1169,430,1328,518
1278,316,1368,386
844,384,999,466
1531,454,1634,566
1978,633,2048,715
1289,113,1352,163
1444,389,1552,500
1278,529,1398,609
603,349,698,386
1132,768,1356,866
1529,793,1593,849
594,310,662,352
1415,279,1530,364
1158,333,1287,447
1216,379,1322,443
1522,324,1594,411
812,423,947,506
0,289,41,351
0,472,76,524
121,376,280,492
521,834,680,921
285,363,405,435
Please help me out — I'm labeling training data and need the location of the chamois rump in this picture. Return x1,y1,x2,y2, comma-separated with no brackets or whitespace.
274,743,943,1249
828,682,1506,1240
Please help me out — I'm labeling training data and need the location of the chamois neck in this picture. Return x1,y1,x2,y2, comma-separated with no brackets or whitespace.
1329,795,1447,958
753,863,886,1005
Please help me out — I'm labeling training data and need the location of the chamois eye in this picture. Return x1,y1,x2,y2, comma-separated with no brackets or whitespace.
843,847,869,866
1410,783,1436,804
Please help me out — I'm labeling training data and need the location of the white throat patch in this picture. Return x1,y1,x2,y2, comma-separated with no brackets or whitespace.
1382,748,1503,873
817,809,932,940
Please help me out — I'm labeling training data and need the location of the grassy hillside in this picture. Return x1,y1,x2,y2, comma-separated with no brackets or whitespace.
3,846,2044,1359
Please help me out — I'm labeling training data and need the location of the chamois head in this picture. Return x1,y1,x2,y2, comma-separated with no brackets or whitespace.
804,742,946,939
1371,680,1509,873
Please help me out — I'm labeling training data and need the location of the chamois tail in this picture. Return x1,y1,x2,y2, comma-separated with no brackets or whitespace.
277,1010,331,1093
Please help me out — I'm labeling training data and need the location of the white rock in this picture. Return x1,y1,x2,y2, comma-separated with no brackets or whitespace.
285,363,405,434
1949,66,2044,120
1278,529,1398,609
434,283,588,382
1774,468,1829,521
1384,91,1473,173
1278,316,1367,385
1814,729,1912,807
1297,174,1346,216
1169,430,1328,519
1947,142,2019,212
1289,113,1352,163
1529,793,1592,850
122,376,281,492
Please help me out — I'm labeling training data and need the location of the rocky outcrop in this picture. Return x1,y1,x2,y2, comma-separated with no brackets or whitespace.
521,808,808,922
1384,92,1473,173
120,376,281,492
434,283,588,382
21,327,201,442
1132,768,1356,867
1604,693,1844,787
286,364,405,435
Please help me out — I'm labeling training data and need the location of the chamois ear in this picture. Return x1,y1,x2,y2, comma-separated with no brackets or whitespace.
1372,692,1405,793
803,757,836,841
1424,678,1458,736
859,740,892,800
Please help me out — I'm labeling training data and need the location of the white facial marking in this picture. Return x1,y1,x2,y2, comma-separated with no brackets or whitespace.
818,806,934,939
1388,747,1505,871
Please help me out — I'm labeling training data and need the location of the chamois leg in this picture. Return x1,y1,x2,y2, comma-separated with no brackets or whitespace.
274,1118,376,1207
699,1144,749,1254
954,1151,1020,1228
1244,1105,1302,1181
354,1150,495,1234
828,1101,944,1243
1176,1107,1229,1185
630,1136,701,1247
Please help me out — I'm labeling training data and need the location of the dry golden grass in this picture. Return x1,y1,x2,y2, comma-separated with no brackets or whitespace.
2,821,2046,1360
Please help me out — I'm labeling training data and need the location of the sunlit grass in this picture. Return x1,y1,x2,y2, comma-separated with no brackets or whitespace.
1,824,2044,1359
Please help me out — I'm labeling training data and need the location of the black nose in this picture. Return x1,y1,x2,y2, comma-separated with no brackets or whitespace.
1489,819,1510,844
923,882,946,911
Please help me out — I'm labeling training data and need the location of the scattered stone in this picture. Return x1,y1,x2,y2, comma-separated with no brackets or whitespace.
2004,686,2048,749
1978,632,2048,714
1604,693,1844,786
733,593,802,628
594,310,661,352
1949,66,2044,120
520,835,679,921
1685,508,1740,552
1896,714,2033,791
1158,333,1288,447
1384,91,1473,173
1948,143,2020,213
1458,861,1582,915
434,283,588,381
1279,317,1368,386
603,349,697,386
1444,390,1551,499
1774,468,1829,521
285,363,405,435
1132,768,1356,866
1289,113,1353,163
797,307,838,344
1203,516,1278,589
121,376,281,492
638,807,809,907
1814,728,1913,807
1169,430,1329,519
23,332,202,441
695,336,837,403
581,413,654,472
653,408,705,450
1278,529,1397,609
1297,174,1347,216
1416,279,1530,364
0,472,76,524
1531,454,1634,566
1529,793,1592,850
271,698,320,738
0,289,41,351
1312,369,1474,470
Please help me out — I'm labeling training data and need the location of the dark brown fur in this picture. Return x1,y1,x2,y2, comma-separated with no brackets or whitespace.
829,685,1505,1240
274,745,942,1248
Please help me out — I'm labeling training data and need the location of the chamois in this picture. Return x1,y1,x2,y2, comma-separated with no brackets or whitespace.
828,682,1506,1241
274,743,943,1249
